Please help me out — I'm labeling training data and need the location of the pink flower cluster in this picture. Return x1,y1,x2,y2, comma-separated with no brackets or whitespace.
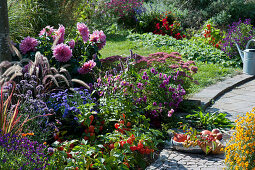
39,25,65,44
19,36,38,54
39,26,55,37
89,30,106,50
77,22,90,42
78,60,96,74
53,25,65,44
53,43,72,62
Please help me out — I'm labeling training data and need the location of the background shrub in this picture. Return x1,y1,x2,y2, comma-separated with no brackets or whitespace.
8,0,84,41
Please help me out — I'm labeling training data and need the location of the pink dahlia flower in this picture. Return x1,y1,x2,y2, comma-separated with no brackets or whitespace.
89,30,106,50
68,39,75,49
19,36,38,54
39,26,56,37
77,22,89,42
53,25,65,44
78,60,96,74
53,43,72,62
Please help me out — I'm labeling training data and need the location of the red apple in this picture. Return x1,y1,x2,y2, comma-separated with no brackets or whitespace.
201,130,212,136
212,129,220,134
216,133,223,140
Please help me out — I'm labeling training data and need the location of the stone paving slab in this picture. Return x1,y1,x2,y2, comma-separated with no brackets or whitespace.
207,79,255,121
146,149,225,170
190,74,255,109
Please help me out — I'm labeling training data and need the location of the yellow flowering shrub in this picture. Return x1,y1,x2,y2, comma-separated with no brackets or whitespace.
225,107,255,169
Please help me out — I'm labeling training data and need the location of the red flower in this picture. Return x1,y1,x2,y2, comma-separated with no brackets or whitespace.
123,162,130,168
58,146,64,151
115,123,120,129
88,125,95,133
89,115,94,124
156,23,160,30
109,143,114,150
67,153,72,158
137,141,144,150
127,137,133,145
139,148,145,154
120,141,126,147
162,18,167,23
99,126,103,131
130,145,137,151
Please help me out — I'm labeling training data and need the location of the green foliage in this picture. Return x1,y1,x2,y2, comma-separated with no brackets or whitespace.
8,0,84,41
128,33,236,66
185,110,234,130
47,114,163,169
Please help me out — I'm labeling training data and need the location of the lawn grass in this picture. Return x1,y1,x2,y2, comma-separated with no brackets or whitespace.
100,38,161,58
100,34,242,94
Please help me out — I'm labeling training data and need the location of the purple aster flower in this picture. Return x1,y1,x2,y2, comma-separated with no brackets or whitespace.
68,39,75,49
77,22,90,42
159,73,162,79
19,36,38,54
121,81,129,86
159,83,165,88
150,68,156,73
143,96,147,103
163,80,168,85
153,102,157,106
78,60,96,74
137,82,143,89
53,43,72,62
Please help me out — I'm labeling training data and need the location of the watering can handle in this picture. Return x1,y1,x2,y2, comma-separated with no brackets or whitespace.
245,39,255,49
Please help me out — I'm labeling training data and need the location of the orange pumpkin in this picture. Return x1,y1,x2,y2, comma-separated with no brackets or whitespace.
173,133,187,142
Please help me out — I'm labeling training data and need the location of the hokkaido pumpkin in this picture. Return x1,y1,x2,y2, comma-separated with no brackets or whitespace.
173,133,187,142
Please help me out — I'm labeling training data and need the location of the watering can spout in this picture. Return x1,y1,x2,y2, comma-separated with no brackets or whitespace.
235,42,244,63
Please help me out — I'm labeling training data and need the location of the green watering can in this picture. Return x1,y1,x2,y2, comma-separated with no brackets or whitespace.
236,39,255,75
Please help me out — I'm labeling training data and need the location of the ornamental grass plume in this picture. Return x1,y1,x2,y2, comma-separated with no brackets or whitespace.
77,22,90,42
19,36,38,54
225,107,255,169
53,43,72,62
78,60,96,74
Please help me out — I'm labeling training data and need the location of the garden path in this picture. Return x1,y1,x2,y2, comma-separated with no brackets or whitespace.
146,74,255,170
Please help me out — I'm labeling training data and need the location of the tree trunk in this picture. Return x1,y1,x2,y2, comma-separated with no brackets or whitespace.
0,0,12,62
